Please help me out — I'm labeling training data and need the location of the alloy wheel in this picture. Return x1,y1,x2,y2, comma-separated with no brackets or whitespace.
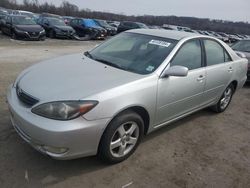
220,87,233,110
110,121,139,158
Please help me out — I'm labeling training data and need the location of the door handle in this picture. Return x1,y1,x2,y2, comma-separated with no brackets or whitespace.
197,75,205,82
228,67,233,72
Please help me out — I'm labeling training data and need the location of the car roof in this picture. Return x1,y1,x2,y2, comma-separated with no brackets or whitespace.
127,29,202,40
9,15,27,18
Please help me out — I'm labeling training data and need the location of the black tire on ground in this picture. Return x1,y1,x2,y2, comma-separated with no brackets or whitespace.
211,83,235,113
98,110,144,164
39,37,46,41
49,30,55,38
11,32,17,40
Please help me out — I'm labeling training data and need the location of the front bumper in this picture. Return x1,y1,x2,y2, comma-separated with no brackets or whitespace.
107,29,117,36
15,30,46,40
55,31,75,39
7,85,110,160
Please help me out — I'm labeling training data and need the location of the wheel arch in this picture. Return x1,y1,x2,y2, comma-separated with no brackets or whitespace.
230,80,238,92
99,105,151,145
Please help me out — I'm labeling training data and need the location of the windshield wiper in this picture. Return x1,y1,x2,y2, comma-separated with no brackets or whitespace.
84,51,94,59
94,58,126,70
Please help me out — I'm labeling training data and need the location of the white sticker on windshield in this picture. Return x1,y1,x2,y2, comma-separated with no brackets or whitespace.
149,40,171,47
146,65,155,72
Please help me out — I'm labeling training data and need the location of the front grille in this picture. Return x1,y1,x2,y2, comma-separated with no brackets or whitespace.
28,32,39,37
16,84,39,107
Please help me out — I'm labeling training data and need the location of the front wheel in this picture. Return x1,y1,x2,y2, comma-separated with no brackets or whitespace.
11,32,17,40
98,111,144,164
211,84,234,113
49,30,55,38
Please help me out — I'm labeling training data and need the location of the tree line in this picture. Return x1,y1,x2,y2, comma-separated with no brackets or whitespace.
1,0,250,35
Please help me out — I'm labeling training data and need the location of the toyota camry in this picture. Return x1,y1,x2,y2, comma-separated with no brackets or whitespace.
7,29,248,163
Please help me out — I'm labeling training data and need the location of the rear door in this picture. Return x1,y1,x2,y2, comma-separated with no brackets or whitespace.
202,39,233,104
156,39,206,125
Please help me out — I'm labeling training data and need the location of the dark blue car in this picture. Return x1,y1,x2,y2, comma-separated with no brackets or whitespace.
70,18,107,39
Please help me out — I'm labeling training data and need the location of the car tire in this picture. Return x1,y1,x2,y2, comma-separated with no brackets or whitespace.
11,32,17,40
49,30,55,38
211,84,234,113
39,37,46,41
98,110,144,164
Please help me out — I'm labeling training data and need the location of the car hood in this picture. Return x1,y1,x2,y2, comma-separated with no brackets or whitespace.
90,26,104,30
17,54,143,102
54,25,74,31
15,24,43,32
105,26,116,30
243,51,250,62
236,50,250,63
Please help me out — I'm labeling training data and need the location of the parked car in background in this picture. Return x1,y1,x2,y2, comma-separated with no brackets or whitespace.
0,9,8,30
117,21,148,33
228,34,241,43
94,19,117,36
231,39,250,81
37,16,75,39
107,21,120,28
148,25,163,29
162,24,191,31
217,32,230,43
69,18,107,39
63,16,74,25
1,15,46,40
206,31,228,43
39,13,63,19
7,29,247,164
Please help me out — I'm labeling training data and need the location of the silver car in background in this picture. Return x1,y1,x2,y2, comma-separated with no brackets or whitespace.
7,29,248,163
231,39,250,81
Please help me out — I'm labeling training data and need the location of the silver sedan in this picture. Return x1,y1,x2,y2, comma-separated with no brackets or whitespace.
7,29,248,163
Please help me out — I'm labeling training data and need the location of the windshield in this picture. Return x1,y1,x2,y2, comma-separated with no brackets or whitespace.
231,40,250,53
87,32,177,74
137,23,148,28
97,20,110,27
12,16,36,25
48,18,66,26
84,19,98,27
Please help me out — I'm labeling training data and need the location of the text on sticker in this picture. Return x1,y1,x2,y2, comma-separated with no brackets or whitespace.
149,40,171,47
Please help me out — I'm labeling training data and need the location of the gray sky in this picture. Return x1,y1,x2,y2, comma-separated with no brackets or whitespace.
19,0,250,22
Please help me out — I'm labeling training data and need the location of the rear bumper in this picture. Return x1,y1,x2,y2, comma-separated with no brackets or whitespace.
7,85,110,160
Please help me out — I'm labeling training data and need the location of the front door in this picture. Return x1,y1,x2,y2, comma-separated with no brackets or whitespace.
155,39,206,125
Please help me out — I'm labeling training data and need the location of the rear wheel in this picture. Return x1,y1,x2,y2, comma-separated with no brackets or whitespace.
211,84,234,113
98,111,144,164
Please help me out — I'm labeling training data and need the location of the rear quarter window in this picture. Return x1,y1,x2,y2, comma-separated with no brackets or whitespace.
204,39,231,66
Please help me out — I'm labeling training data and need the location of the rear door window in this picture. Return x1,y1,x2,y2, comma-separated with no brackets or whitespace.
203,39,231,66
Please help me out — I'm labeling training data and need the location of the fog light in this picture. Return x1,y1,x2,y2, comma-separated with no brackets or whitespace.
42,145,68,154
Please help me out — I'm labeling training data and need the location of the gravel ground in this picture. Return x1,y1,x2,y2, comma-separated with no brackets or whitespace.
0,34,250,188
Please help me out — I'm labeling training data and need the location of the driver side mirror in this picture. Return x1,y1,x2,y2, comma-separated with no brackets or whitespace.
161,66,189,78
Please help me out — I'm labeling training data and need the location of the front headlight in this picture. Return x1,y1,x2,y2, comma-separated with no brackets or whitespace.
40,29,45,34
31,101,98,120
